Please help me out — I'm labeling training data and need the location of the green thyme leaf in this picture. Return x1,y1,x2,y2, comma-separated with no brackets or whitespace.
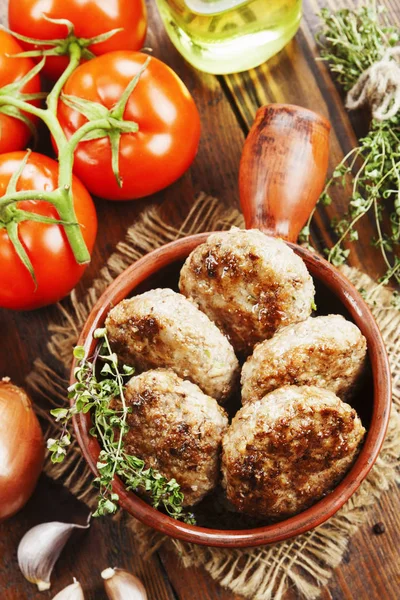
302,4,400,301
73,346,85,359
49,329,193,524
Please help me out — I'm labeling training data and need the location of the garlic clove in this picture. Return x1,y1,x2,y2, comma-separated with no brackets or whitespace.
18,516,91,591
102,567,148,600
52,578,85,599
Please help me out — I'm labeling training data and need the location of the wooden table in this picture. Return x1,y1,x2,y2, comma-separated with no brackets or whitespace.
1,0,399,598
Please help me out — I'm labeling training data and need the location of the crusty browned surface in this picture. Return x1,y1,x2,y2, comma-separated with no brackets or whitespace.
105,288,239,402
123,369,229,506
241,315,367,404
222,385,365,520
179,228,315,354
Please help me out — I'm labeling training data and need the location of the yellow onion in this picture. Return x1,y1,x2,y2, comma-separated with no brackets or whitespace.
0,377,44,521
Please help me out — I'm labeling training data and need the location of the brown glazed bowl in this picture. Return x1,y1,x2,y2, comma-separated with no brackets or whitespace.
72,105,391,548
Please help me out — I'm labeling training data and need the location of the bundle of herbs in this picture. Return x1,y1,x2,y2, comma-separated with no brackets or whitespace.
300,2,400,307
48,328,195,524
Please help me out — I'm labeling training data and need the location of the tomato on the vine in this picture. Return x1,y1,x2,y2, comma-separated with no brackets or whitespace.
0,152,97,311
57,51,201,201
8,0,147,80
0,31,41,154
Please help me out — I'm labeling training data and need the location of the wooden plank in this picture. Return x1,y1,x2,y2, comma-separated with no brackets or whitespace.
159,549,243,600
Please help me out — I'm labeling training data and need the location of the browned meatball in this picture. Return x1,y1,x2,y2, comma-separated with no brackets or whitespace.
105,288,239,403
179,228,315,354
221,386,365,520
123,369,229,506
241,315,367,404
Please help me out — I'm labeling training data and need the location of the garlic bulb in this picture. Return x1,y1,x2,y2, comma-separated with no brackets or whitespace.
52,579,85,599
102,568,147,600
18,517,91,591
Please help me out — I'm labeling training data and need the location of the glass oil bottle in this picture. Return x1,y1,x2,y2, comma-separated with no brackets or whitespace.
155,0,303,74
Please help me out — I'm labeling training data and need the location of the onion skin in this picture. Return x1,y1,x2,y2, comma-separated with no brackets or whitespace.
0,379,44,522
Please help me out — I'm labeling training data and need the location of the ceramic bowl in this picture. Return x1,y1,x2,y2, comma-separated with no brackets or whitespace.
71,106,391,547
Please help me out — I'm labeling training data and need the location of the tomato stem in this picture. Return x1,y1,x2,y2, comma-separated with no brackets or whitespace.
0,94,47,121
0,189,90,265
110,56,151,120
47,42,82,115
54,188,91,264
67,118,111,153
6,220,37,287
0,44,93,267
56,61,147,189
7,21,122,62
0,190,62,211
0,27,146,277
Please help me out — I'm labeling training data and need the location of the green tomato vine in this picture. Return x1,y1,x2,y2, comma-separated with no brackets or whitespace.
0,20,150,279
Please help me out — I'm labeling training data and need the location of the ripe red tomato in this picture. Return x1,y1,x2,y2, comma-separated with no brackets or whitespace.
57,52,201,201
0,31,41,153
0,152,97,311
8,0,147,80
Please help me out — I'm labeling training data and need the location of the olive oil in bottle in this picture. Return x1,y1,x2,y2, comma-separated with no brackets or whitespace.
155,0,302,74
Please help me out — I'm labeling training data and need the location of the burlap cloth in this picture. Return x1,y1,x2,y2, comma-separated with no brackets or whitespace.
28,194,400,600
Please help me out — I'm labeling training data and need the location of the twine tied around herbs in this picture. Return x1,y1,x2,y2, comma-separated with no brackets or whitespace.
346,46,400,120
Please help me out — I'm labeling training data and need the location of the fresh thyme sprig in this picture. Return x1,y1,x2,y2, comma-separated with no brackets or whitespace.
47,328,195,524
300,3,400,306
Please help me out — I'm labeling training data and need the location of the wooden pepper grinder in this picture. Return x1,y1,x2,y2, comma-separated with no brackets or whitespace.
239,104,330,242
